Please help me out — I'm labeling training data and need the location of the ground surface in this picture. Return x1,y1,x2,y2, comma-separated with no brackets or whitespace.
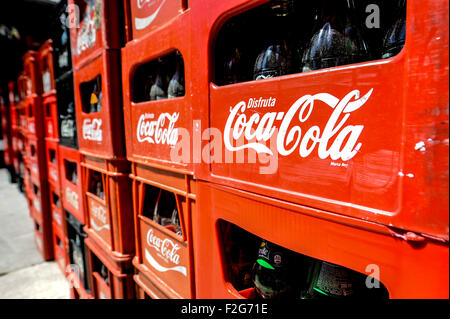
0,168,70,299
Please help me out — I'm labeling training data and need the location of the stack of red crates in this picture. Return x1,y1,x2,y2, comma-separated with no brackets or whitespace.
69,0,134,299
37,40,71,276
48,0,92,299
16,73,32,203
187,0,449,299
14,74,29,194
1,88,13,180
22,50,54,262
6,82,20,184
121,0,195,299
1,0,448,300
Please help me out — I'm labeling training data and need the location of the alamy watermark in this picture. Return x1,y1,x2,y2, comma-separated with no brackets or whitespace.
365,264,381,289
366,4,381,29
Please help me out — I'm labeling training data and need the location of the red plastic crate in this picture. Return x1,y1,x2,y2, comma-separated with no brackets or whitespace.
32,209,54,261
45,139,60,188
59,145,85,224
194,181,449,299
68,0,124,69
81,155,134,258
43,94,59,140
74,50,125,159
123,0,188,43
52,222,69,275
85,237,135,299
38,40,56,97
121,10,192,173
130,164,196,299
190,0,449,241
23,51,43,97
29,179,52,226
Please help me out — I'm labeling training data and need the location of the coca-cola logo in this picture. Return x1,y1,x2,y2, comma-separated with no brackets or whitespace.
65,187,79,210
144,228,187,276
134,0,167,30
146,228,181,265
137,112,179,146
90,203,110,233
224,89,373,162
76,2,98,55
82,118,102,142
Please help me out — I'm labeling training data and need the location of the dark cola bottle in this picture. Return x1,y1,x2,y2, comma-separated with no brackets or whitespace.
300,260,356,299
221,224,254,291
220,19,246,85
252,240,296,299
302,0,369,72
381,0,406,59
253,0,295,80
223,48,243,85
168,52,185,98
150,62,168,101
153,190,176,228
